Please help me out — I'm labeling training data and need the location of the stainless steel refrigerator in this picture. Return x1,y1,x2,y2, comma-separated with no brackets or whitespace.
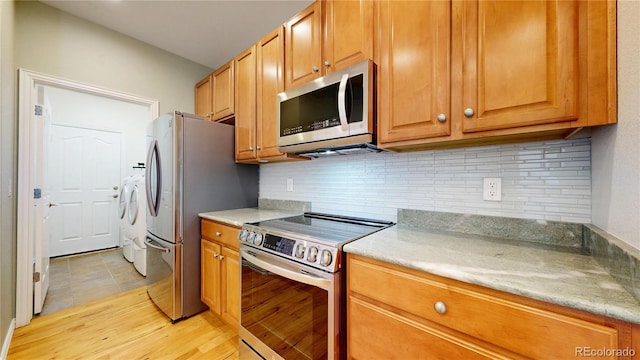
144,111,258,322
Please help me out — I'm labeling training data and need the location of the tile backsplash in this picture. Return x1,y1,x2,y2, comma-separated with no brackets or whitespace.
260,138,592,223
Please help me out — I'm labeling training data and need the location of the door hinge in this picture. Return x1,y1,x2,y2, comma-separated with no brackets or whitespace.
34,105,43,116
34,188,41,199
33,272,41,282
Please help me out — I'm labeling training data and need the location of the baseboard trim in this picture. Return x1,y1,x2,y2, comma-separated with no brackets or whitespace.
0,318,15,360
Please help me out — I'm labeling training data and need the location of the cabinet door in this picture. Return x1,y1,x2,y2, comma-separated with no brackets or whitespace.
221,246,240,332
285,1,322,89
195,75,212,121
377,0,451,144
201,240,221,314
461,0,578,133
235,45,258,161
256,27,285,159
323,0,373,73
212,60,235,121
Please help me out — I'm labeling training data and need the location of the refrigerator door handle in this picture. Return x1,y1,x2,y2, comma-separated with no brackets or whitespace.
145,139,162,217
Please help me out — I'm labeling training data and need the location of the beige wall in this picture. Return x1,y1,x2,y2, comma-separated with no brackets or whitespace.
1,0,16,349
15,1,213,114
592,0,640,250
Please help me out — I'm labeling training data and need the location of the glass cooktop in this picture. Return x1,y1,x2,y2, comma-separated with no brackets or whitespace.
247,212,395,246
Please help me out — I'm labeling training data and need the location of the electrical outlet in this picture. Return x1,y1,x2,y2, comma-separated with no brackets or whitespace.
286,178,294,192
483,178,501,201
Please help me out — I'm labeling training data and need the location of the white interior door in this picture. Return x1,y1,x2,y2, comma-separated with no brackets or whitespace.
49,125,122,257
33,87,52,314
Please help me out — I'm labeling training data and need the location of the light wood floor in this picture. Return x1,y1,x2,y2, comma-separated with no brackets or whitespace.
8,287,239,360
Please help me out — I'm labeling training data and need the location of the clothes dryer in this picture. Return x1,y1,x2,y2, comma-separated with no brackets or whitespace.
128,175,147,276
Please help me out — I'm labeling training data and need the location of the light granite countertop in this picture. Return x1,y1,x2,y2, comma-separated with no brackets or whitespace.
198,208,301,227
343,225,640,324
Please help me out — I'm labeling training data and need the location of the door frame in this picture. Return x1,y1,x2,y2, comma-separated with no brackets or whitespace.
16,69,159,327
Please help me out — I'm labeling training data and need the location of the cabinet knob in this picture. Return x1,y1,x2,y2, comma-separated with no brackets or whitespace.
213,253,219,258
312,66,319,73
324,60,331,67
219,255,225,260
249,146,254,151
437,114,447,123
463,108,475,118
256,145,261,150
215,231,222,237
434,301,447,315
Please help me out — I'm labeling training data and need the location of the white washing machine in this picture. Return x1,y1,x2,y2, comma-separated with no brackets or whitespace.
127,174,147,276
119,176,135,263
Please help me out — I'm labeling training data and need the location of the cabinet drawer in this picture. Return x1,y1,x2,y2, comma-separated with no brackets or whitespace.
201,219,240,250
348,255,619,359
348,296,517,360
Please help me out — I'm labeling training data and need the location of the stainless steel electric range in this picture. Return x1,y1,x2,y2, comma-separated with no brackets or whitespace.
238,212,394,360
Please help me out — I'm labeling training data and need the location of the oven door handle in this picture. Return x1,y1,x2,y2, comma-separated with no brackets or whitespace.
240,248,331,290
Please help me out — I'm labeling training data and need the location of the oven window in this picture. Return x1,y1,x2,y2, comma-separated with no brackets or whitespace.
241,259,328,360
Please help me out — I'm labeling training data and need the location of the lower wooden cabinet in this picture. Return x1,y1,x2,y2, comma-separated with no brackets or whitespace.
201,219,240,332
347,254,637,360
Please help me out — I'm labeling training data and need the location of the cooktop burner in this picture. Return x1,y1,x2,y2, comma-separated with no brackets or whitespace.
248,212,394,246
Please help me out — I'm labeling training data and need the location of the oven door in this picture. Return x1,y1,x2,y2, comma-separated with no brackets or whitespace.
239,245,340,360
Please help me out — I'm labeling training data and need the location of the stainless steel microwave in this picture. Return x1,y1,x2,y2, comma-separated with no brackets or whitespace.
277,60,379,156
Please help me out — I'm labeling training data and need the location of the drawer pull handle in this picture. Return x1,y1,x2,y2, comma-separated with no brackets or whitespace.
434,301,447,315
216,231,222,236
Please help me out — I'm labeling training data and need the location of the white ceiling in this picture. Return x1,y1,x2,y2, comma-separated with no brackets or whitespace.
40,0,314,70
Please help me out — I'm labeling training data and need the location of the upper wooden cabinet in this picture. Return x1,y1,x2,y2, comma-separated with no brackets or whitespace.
460,1,578,133
285,1,322,89
195,60,236,123
377,0,617,151
256,27,288,159
194,75,212,121
323,0,374,74
235,45,257,161
196,0,616,153
377,0,451,144
211,60,235,122
236,28,310,164
285,0,374,90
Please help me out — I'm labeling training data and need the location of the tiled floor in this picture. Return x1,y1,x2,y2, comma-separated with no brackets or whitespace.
39,247,146,316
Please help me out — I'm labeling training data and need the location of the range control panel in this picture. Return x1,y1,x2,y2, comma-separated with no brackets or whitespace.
238,225,339,273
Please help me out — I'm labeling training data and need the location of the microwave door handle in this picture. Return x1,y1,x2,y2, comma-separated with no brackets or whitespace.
337,73,349,131
240,248,331,290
